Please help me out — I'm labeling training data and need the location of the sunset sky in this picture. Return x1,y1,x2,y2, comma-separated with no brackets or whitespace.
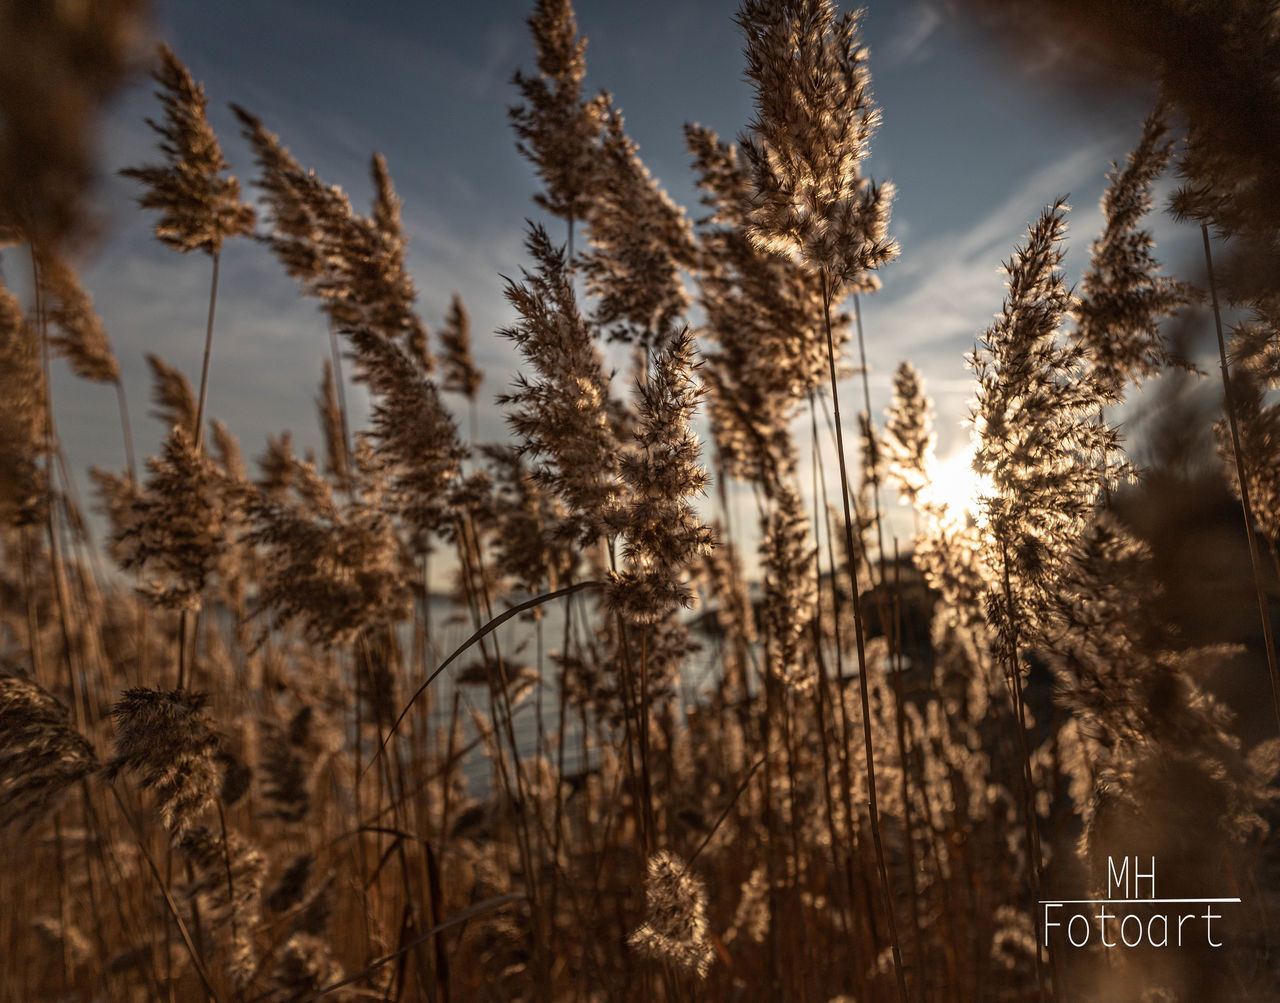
52,0,1209,551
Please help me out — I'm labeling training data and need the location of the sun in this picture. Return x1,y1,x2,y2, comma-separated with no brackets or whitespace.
923,443,992,521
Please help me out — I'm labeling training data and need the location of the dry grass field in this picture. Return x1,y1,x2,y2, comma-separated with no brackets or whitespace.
3,0,1280,999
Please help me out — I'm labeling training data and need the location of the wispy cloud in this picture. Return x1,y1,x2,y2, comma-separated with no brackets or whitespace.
868,137,1121,358
844,137,1125,454
885,3,944,66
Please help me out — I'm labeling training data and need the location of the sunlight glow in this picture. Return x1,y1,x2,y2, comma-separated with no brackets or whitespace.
924,444,992,521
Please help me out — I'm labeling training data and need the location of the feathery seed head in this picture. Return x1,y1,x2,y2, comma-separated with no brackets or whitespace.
342,327,467,549
511,0,610,222
259,705,315,823
1218,319,1280,542
0,280,49,526
107,687,220,836
1073,109,1195,399
39,254,120,384
500,223,624,542
439,292,482,400
266,854,314,914
115,423,228,610
121,44,254,255
884,360,935,506
628,850,716,978
270,933,344,1000
0,675,98,832
736,0,898,290
688,124,845,491
608,327,715,623
761,483,818,691
582,109,696,348
145,353,198,439
178,824,265,932
315,360,350,491
234,107,431,360
246,443,413,647
970,200,1130,663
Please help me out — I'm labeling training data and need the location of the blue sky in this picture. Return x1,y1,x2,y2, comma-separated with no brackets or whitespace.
42,0,1210,561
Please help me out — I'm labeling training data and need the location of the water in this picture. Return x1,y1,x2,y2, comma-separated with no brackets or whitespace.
403,593,723,795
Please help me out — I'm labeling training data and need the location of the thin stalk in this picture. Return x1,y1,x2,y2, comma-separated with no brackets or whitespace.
809,411,854,943
997,537,1048,1002
891,539,926,999
192,250,220,451
456,515,550,999
54,814,72,991
351,644,375,962
811,394,863,939
109,785,222,1003
547,578,572,947
638,626,656,848
821,267,908,1003
372,580,604,770
176,250,222,690
853,293,890,583
111,373,150,684
31,250,85,729
328,329,353,493
1202,224,1280,729
19,529,46,685
612,608,648,854
115,378,138,483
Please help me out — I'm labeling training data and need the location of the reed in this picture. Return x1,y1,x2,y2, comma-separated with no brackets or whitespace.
2,1,1279,1000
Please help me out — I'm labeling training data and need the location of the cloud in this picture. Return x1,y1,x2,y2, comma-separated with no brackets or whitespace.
885,3,945,66
828,136,1124,460
867,136,1122,358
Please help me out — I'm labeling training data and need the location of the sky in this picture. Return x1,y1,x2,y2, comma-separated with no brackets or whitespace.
30,0,1215,569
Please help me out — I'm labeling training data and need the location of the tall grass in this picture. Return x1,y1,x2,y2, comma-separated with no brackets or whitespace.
2,1,1280,1000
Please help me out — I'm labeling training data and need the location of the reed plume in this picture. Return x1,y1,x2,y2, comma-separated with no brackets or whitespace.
341,326,466,551
178,823,265,986
315,360,351,491
883,361,934,508
258,705,315,823
439,292,482,402
970,200,1126,664
1219,319,1280,549
686,123,841,492
736,0,898,290
510,0,609,235
483,444,572,593
179,824,265,929
38,254,120,385
499,223,622,543
582,109,696,349
761,484,818,692
0,278,48,526
608,327,715,624
245,440,412,647
0,0,147,248
107,687,220,836
627,850,715,978
121,44,254,256
113,424,227,610
0,674,97,832
234,107,431,356
1072,108,1193,400
269,933,345,1001
144,353,198,438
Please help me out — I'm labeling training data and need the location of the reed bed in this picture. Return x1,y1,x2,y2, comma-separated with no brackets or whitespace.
3,0,1280,1000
